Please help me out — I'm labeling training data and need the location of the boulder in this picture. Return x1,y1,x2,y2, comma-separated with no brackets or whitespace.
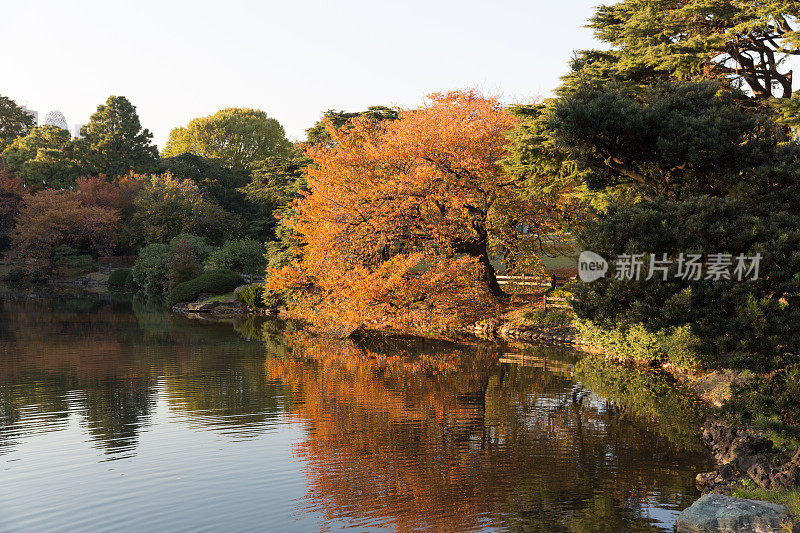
677,494,789,533
185,301,220,313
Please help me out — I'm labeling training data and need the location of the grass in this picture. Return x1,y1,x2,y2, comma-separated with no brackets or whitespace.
199,292,235,303
731,480,800,522
85,270,110,283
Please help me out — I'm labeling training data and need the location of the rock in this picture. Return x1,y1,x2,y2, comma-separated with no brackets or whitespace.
699,420,800,491
677,494,789,533
186,301,220,313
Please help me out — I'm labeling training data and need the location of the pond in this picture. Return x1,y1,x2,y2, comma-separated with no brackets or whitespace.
0,289,712,532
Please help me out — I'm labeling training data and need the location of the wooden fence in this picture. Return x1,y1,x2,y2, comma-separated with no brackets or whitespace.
496,274,556,290
542,295,574,312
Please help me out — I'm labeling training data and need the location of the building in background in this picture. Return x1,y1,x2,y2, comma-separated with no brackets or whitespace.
43,110,69,130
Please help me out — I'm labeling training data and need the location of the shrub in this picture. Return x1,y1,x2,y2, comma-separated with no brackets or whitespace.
132,237,214,296
724,365,800,449
263,287,288,309
108,268,133,287
168,234,215,263
131,243,171,295
236,283,265,308
575,319,705,369
167,269,244,307
205,238,266,276
523,309,574,328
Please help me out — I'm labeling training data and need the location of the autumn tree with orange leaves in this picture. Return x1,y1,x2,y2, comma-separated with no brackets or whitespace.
268,90,575,334
13,190,119,272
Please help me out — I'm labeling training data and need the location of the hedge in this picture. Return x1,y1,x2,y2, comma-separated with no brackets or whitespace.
108,268,134,287
167,269,244,308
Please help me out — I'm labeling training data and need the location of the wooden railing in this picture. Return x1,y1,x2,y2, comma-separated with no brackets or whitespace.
496,274,556,289
542,295,574,312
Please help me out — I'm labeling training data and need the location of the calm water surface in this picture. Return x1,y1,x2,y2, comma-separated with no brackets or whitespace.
0,290,711,532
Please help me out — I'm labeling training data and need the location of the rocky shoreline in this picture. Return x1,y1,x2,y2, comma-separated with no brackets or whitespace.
698,420,800,494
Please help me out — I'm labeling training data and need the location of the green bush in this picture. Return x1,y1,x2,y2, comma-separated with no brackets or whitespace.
236,284,265,308
262,287,287,309
204,238,266,276
132,243,171,295
167,269,244,307
108,268,133,287
724,365,800,449
132,236,216,296
575,319,705,369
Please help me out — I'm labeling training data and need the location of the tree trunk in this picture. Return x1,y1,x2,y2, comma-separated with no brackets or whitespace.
478,252,506,298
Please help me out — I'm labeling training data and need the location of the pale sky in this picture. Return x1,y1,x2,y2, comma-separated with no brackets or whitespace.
1,0,601,149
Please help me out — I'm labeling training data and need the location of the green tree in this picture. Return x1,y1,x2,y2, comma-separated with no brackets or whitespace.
75,95,158,177
131,243,172,295
162,108,291,169
125,174,235,249
238,153,308,268
2,125,80,188
573,196,800,372
304,106,398,147
579,0,800,99
545,81,784,199
158,152,251,209
0,94,35,153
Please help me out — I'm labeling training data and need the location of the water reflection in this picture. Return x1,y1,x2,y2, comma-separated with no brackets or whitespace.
0,291,282,457
0,289,711,532
266,333,708,532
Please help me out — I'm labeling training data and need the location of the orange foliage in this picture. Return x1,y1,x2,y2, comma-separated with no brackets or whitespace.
76,175,126,210
268,90,546,334
0,169,27,235
13,189,119,270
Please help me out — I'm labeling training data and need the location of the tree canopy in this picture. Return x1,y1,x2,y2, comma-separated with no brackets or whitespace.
547,81,787,199
124,173,234,249
577,0,800,99
162,108,291,169
304,106,399,147
75,95,158,177
0,94,35,153
268,90,574,334
2,125,81,188
12,189,119,272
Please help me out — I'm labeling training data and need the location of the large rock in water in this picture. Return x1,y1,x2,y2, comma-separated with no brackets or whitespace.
677,494,789,532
